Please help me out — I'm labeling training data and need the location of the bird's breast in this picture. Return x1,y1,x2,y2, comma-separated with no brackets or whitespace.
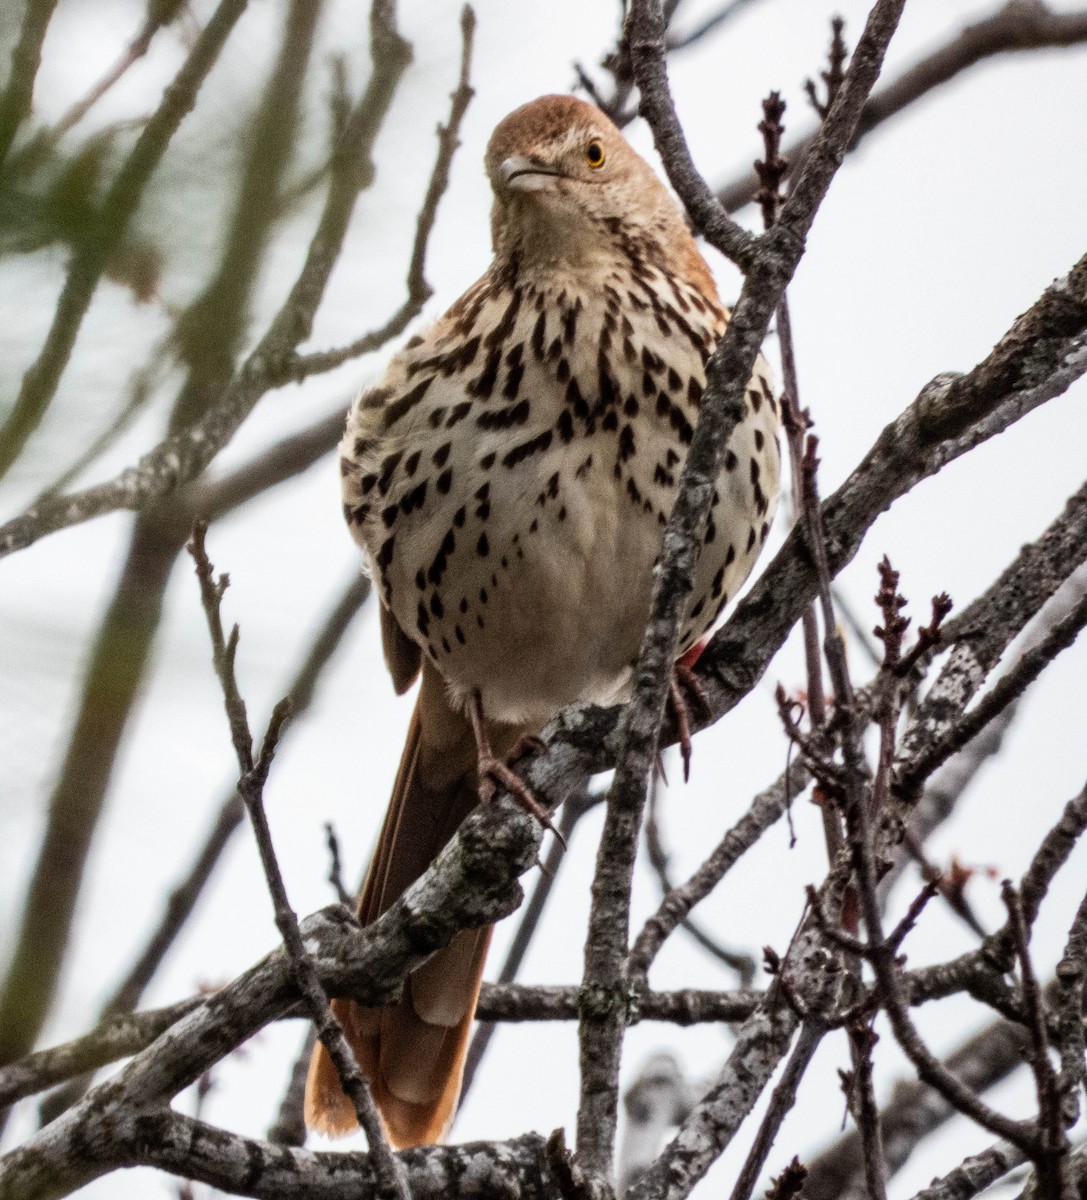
340,267,781,724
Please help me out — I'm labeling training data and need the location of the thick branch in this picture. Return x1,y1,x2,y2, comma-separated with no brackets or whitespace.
0,999,200,1109
907,1141,1028,1200
625,0,757,266
477,984,760,1025
897,553,1087,794
0,0,60,168
0,1109,558,1200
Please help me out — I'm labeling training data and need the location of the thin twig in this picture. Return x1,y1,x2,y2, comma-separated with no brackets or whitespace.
845,1017,888,1200
0,0,415,555
108,579,369,1023
0,0,251,481
717,4,1087,213
728,1022,824,1200
667,0,768,52
284,4,476,382
187,524,408,1199
267,1027,317,1147
50,3,179,139
1003,883,1069,1200
642,780,758,983
630,768,796,981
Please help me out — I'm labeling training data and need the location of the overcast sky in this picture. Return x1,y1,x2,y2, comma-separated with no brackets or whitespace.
1,1,1086,1196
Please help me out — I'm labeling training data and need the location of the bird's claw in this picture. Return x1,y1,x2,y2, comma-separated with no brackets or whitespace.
478,756,567,849
669,662,712,782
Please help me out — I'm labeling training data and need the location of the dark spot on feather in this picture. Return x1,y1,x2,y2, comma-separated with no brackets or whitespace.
378,451,403,495
531,311,546,358
503,429,553,468
400,480,427,514
446,401,472,428
361,386,393,410
382,378,432,429
477,400,530,430
470,348,502,398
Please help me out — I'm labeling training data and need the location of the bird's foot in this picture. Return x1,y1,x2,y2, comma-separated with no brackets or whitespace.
469,694,565,847
507,733,547,766
669,661,712,783
477,756,565,847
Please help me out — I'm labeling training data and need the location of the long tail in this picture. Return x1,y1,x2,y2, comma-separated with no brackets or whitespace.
304,661,523,1148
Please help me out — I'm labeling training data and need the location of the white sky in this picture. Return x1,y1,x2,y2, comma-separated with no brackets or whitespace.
1,0,1086,1196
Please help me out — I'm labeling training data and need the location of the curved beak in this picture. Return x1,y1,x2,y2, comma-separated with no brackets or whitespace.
500,155,563,193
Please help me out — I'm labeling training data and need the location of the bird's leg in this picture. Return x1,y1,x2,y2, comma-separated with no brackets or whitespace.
668,658,712,783
468,691,565,847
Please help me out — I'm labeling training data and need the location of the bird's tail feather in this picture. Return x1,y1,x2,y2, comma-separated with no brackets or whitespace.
304,661,516,1148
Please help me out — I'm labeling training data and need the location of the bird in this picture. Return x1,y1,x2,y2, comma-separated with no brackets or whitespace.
305,93,781,1148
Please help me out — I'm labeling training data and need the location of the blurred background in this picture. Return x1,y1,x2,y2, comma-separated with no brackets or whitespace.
1,0,1086,1195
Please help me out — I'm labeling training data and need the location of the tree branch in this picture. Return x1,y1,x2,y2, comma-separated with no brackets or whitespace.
0,0,60,168
628,763,801,981
0,0,251,480
0,0,414,555
716,3,1087,213
187,524,407,1199
0,998,201,1109
573,2,908,1186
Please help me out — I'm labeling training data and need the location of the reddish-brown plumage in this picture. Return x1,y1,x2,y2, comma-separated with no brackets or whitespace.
308,94,781,1148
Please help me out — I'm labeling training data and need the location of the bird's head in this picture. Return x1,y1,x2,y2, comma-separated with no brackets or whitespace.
485,95,695,280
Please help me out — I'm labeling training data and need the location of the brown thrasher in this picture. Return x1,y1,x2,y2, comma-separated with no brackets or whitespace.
305,94,781,1147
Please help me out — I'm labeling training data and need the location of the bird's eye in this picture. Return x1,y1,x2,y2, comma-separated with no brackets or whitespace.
586,139,605,169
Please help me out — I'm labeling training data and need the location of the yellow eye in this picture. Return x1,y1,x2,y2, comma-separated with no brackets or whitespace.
586,139,605,169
